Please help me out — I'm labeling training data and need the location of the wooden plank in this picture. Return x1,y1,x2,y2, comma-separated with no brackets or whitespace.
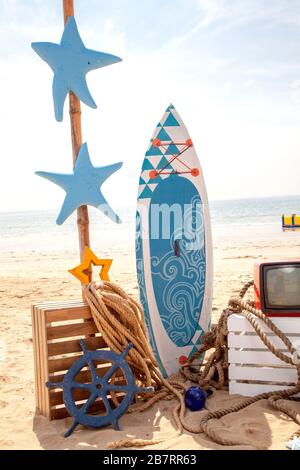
50,406,70,420
49,365,124,384
36,302,86,318
229,365,297,383
47,321,98,340
228,332,299,350
33,306,40,413
50,407,70,420
47,336,106,356
46,305,91,323
48,355,112,374
48,355,115,374
36,306,46,416
228,349,292,366
36,307,43,415
48,354,84,373
229,381,300,397
50,388,90,406
50,398,110,420
49,368,93,385
228,314,300,334
31,306,41,413
36,300,85,309
50,383,127,406
40,306,51,419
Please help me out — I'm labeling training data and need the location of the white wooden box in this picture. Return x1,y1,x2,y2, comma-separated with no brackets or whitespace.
228,314,300,397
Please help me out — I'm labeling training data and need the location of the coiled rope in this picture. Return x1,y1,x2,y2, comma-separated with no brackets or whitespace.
84,280,300,449
84,281,189,446
182,280,300,447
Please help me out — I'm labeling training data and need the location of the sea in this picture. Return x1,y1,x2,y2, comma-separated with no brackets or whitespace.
0,195,300,253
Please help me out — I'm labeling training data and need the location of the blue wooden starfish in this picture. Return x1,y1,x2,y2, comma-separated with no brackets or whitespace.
31,16,122,121
36,143,123,225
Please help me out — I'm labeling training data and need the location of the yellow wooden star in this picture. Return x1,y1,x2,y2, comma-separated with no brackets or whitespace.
68,246,112,284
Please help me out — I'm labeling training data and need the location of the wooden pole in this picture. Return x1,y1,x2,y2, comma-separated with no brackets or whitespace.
63,0,92,284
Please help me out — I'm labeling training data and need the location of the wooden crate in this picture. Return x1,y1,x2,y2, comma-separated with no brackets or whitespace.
31,300,121,420
228,314,300,397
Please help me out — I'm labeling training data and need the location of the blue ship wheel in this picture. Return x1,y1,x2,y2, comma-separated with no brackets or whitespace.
46,340,153,437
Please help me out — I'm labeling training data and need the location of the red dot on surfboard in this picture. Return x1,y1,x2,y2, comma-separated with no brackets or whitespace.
153,138,161,147
186,139,193,146
191,168,200,177
179,355,188,365
149,170,158,179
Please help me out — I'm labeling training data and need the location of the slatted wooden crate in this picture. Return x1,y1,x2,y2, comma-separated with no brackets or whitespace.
228,314,300,397
31,300,124,420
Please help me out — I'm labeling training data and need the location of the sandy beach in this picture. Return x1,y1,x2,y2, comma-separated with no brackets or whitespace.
0,220,299,451
2,0,300,453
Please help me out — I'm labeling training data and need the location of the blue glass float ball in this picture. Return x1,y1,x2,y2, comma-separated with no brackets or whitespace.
184,386,206,411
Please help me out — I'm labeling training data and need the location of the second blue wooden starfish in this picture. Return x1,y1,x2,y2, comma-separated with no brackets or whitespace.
36,143,123,225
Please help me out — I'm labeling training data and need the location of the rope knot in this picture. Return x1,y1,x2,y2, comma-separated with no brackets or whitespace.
203,330,216,348
228,298,242,313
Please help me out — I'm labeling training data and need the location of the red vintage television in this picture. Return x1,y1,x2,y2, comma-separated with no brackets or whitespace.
254,260,300,317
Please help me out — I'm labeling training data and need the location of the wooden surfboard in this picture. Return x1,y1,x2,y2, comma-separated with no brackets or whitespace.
136,104,213,377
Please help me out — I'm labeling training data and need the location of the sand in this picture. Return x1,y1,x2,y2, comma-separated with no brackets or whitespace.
0,230,300,450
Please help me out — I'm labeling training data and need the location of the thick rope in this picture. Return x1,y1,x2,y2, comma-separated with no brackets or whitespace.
181,280,300,447
84,282,190,448
84,280,300,449
107,438,163,449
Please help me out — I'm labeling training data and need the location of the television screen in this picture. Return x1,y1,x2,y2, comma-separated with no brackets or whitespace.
264,265,300,309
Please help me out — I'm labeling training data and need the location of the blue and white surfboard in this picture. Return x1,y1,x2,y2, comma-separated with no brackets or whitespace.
136,104,213,377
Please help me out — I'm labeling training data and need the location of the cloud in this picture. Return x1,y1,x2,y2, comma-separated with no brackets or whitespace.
170,0,300,45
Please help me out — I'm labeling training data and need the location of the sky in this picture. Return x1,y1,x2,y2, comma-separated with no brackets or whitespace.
0,0,300,213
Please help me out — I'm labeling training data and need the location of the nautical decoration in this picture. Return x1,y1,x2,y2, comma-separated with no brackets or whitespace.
69,246,112,284
36,142,122,225
184,386,211,411
136,104,213,377
46,340,153,437
31,16,122,121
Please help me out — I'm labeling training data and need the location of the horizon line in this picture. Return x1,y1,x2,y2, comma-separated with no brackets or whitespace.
0,193,300,215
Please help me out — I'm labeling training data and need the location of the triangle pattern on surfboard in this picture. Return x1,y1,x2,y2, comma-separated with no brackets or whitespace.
138,184,146,197
142,159,155,171
139,185,153,199
195,333,203,345
148,173,163,184
146,145,163,157
160,173,170,180
141,170,151,184
165,143,180,155
157,156,174,170
148,183,158,192
156,127,172,142
166,103,175,112
163,112,180,127
147,156,162,169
